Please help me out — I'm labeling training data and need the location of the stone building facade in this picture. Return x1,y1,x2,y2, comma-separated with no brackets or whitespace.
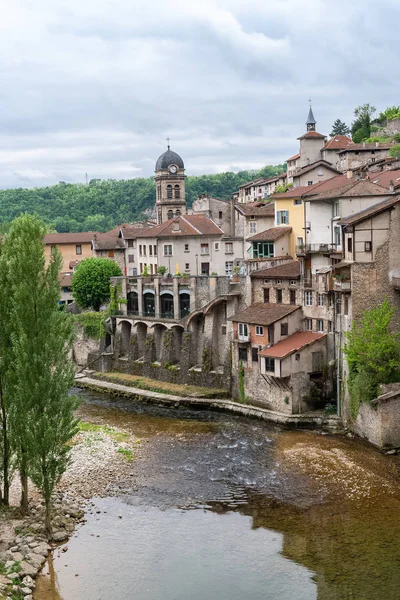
154,145,187,223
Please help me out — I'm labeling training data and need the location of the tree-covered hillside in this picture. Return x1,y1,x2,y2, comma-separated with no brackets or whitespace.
0,165,285,233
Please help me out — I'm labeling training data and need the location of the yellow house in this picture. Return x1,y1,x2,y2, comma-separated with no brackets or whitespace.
44,232,96,272
272,187,308,257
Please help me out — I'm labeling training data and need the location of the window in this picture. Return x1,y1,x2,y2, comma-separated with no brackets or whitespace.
139,245,143,256
175,209,181,217
264,357,275,372
334,226,341,246
218,211,223,219
184,243,189,252
174,185,180,199
108,250,114,258
290,290,296,305
281,323,288,336
167,210,174,220
154,245,157,256
252,242,274,258
142,245,147,256
128,240,134,248
238,347,248,362
149,246,153,256
289,279,297,286
276,279,282,284
164,244,173,256
238,323,249,337
214,242,220,251
328,320,334,333
317,293,324,307
347,237,353,253
304,291,313,306
295,353,300,361
128,254,134,263
200,243,209,255
317,320,324,333
255,326,264,336
307,181,313,186
167,185,173,199
305,318,313,331
276,289,283,303
249,222,257,234
293,199,302,205
185,263,190,271
365,241,372,252
333,202,340,218
276,210,289,225
344,296,349,316
312,352,323,372
221,325,227,335
328,293,334,308
263,288,270,303
225,242,233,254
225,261,233,276
252,347,259,362
76,244,82,255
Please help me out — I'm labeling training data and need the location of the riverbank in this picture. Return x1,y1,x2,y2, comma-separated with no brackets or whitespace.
76,373,342,430
0,417,140,599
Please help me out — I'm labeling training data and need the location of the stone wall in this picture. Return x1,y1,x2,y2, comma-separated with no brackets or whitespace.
353,387,400,449
73,326,104,366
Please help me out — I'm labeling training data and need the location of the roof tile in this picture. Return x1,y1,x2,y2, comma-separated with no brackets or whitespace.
259,331,326,358
247,226,292,242
230,303,300,326
251,260,301,279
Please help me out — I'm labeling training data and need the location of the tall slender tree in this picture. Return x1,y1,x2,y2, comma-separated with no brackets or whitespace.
4,215,78,530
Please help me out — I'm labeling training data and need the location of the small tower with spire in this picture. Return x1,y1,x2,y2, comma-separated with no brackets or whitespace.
297,103,326,169
306,101,316,132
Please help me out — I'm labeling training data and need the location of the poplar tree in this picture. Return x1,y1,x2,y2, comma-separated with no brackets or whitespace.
5,215,78,532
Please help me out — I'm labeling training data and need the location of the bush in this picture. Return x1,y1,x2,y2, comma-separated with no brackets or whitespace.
72,258,122,311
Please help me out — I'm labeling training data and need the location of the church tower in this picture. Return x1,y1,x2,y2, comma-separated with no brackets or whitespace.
297,105,326,168
154,144,186,224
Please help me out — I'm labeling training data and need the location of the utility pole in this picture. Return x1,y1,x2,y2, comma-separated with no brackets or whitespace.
85,172,88,185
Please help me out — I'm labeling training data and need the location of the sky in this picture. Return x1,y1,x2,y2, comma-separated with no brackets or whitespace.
0,0,399,188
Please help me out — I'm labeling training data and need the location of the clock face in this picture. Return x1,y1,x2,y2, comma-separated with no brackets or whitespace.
169,165,177,174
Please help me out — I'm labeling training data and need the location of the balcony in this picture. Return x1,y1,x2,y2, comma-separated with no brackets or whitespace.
333,278,351,291
296,243,341,255
238,334,250,343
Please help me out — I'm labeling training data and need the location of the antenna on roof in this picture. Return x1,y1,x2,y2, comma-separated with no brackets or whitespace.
166,137,170,150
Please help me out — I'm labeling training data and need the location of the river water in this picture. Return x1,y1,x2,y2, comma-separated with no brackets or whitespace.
35,389,400,600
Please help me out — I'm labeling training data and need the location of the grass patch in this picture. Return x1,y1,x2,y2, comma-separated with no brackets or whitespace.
78,421,129,442
117,447,135,462
94,372,228,398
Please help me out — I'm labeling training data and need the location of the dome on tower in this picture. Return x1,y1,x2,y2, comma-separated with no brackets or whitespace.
155,146,184,171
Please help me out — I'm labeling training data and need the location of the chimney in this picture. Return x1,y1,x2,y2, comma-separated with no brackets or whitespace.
347,170,353,179
389,180,395,193
375,142,379,148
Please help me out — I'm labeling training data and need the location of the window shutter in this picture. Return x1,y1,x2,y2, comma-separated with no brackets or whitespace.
276,211,281,225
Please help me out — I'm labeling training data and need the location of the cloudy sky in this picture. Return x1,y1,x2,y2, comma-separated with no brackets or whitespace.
1,0,399,188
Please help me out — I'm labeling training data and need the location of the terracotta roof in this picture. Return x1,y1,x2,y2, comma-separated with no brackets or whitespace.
272,174,349,200
230,303,300,326
307,179,391,202
235,201,275,217
44,231,97,244
323,135,354,150
247,226,292,242
338,142,393,154
368,169,400,189
59,272,73,288
121,214,223,239
293,160,341,177
297,131,326,140
259,331,326,359
287,153,300,162
251,260,301,279
92,232,126,251
340,195,400,227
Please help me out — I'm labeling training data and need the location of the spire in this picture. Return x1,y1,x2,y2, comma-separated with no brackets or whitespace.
166,136,170,150
306,100,316,131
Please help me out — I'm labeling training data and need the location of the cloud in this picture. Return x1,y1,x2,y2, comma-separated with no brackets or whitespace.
0,0,399,188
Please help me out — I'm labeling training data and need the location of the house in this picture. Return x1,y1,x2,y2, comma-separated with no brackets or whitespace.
234,201,275,263
44,231,97,273
92,230,127,274
250,260,301,305
189,195,235,236
236,174,287,203
321,135,354,169
59,272,74,307
247,226,292,260
292,159,342,188
337,142,394,173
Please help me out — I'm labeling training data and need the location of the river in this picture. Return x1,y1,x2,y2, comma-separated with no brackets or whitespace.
35,388,400,599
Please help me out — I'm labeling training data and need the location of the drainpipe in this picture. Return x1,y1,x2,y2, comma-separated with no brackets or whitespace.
336,296,342,418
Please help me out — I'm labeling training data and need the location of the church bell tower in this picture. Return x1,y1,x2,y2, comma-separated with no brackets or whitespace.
154,144,186,224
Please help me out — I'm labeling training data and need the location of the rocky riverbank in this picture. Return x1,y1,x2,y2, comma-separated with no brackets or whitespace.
0,419,140,600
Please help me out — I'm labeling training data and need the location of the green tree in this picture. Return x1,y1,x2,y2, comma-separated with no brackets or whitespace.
351,103,376,142
72,258,122,311
344,299,400,418
389,144,400,159
330,119,351,136
377,106,400,125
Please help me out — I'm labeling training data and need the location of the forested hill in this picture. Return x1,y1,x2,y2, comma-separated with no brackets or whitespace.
0,165,285,233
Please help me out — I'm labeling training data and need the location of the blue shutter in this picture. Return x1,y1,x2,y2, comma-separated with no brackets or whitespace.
276,211,281,225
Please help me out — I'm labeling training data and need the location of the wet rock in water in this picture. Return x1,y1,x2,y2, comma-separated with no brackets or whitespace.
52,531,68,542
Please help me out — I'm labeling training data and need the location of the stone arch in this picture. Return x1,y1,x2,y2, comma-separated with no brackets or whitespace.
160,291,174,319
127,291,138,315
135,322,148,358
143,291,155,317
120,320,132,356
179,292,191,319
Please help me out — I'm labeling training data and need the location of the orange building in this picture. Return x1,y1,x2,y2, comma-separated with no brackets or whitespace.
44,232,96,273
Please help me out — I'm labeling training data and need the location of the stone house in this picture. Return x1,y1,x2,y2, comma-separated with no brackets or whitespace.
236,174,287,203
92,230,127,274
337,142,394,173
250,260,301,305
321,135,354,169
246,226,292,260
189,195,235,236
292,160,341,188
234,201,275,260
